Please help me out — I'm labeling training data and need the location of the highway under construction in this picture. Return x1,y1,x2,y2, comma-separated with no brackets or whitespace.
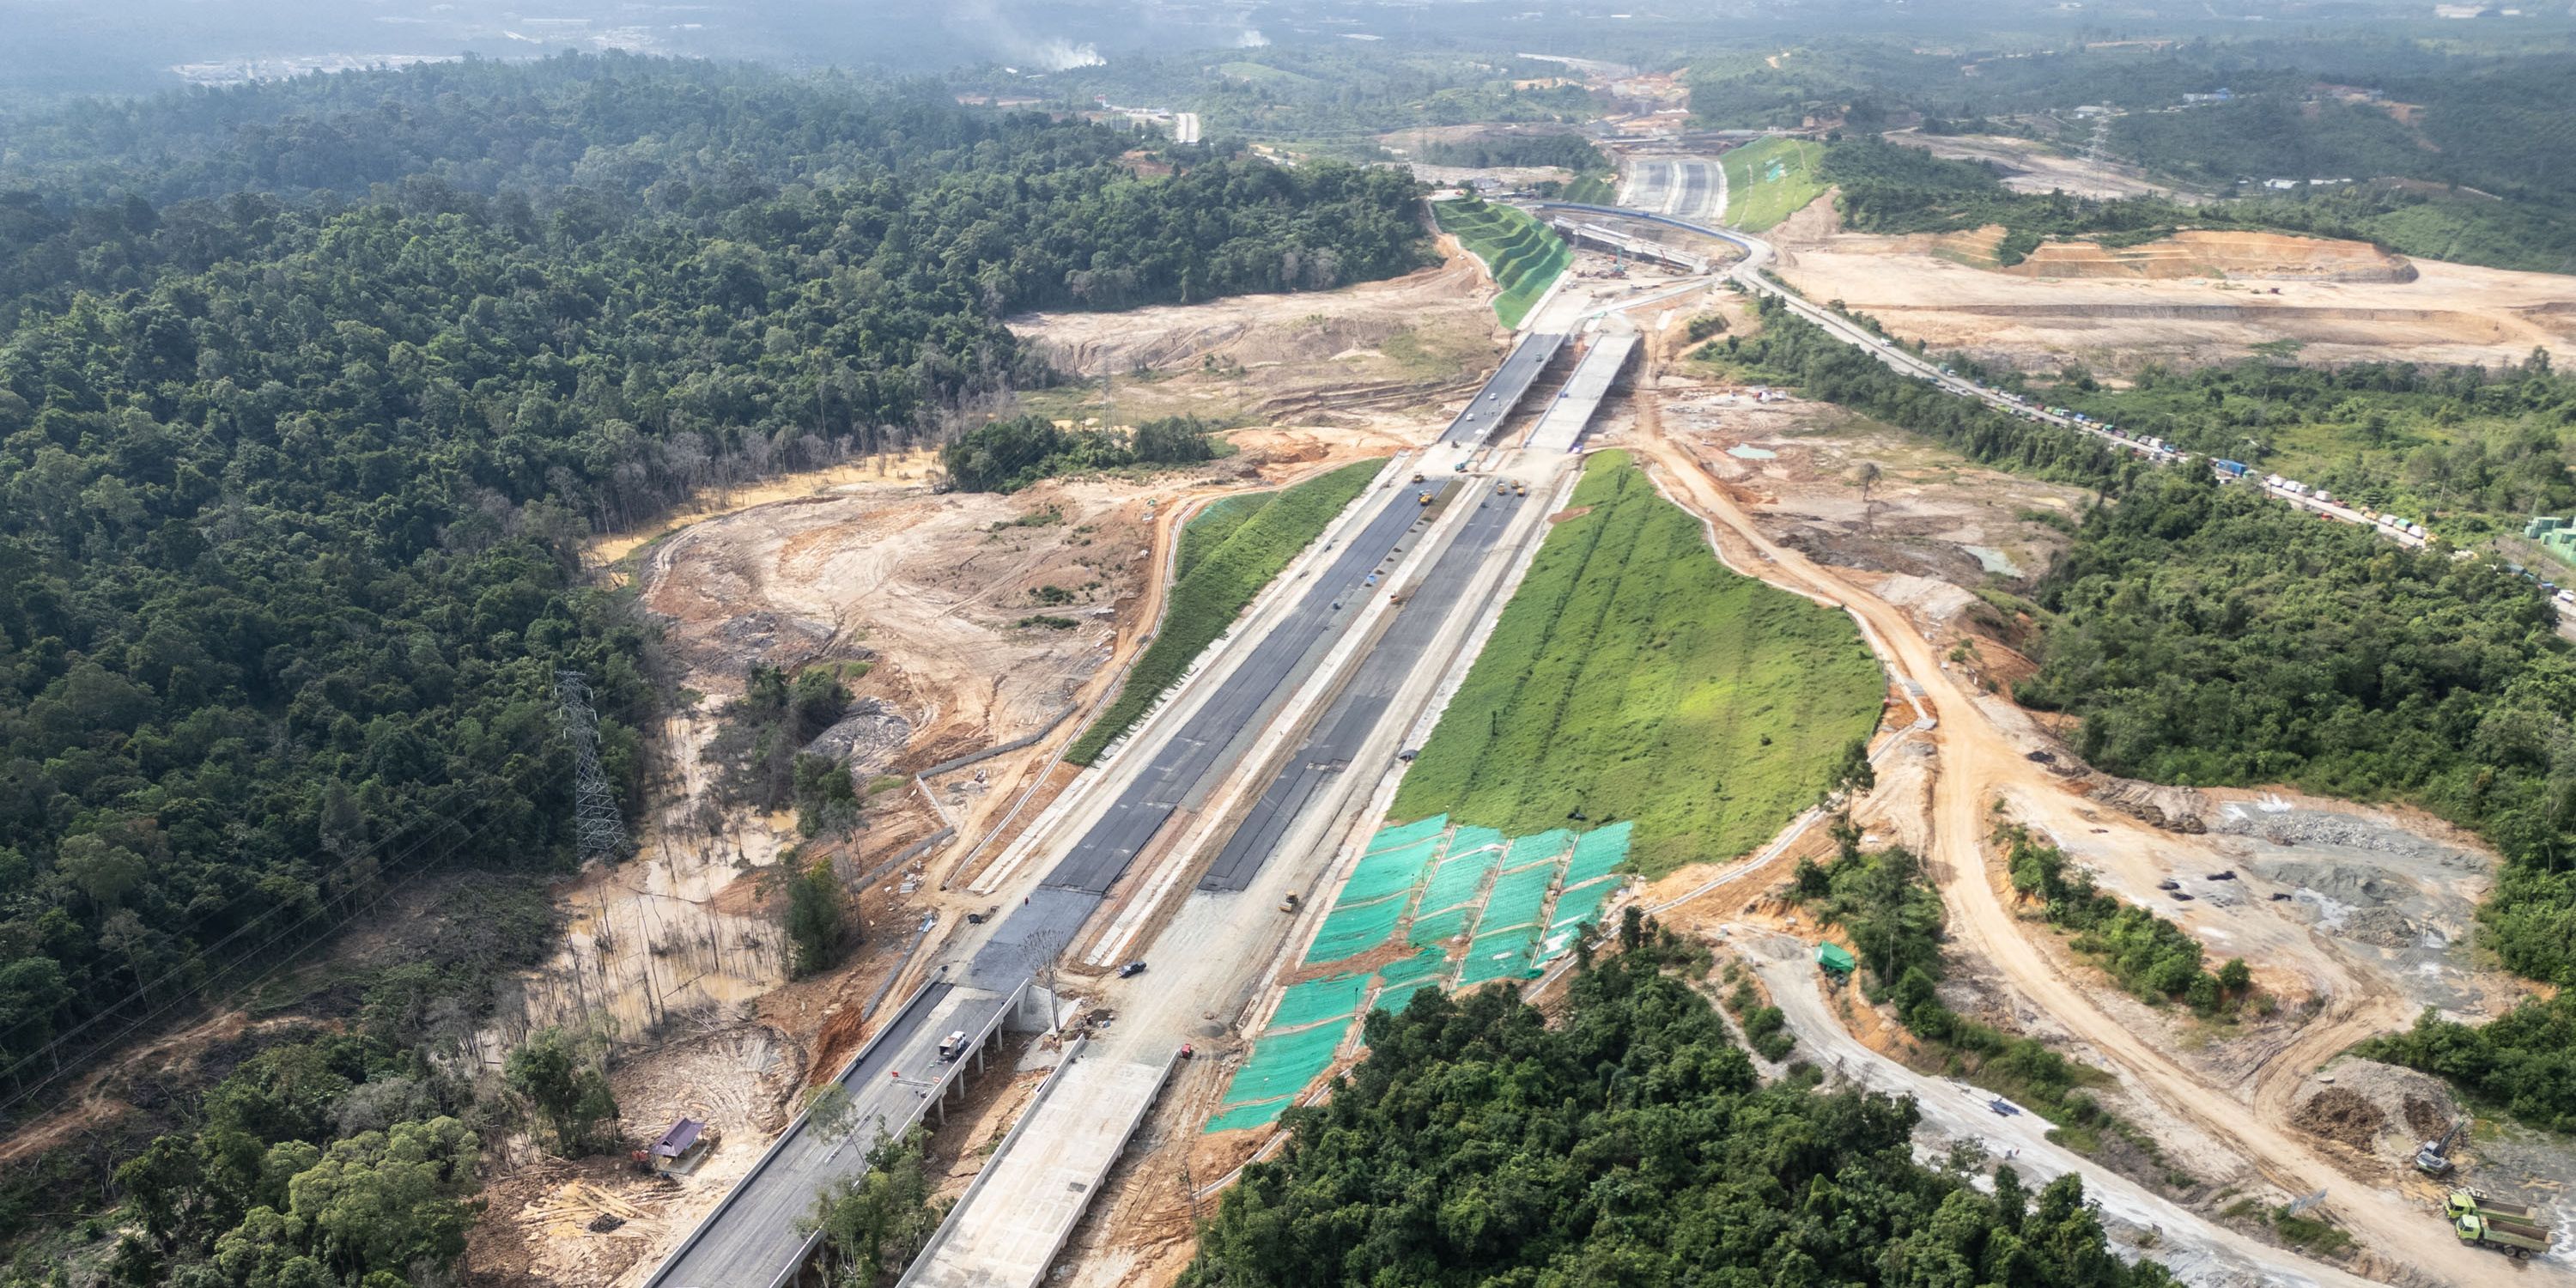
644,312,1637,1288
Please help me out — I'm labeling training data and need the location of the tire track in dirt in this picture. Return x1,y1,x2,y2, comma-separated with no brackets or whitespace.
1619,336,2546,1287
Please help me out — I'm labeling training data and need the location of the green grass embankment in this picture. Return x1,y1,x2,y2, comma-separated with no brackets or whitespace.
1433,197,1572,329
1067,460,1385,765
1720,137,1827,232
1388,451,1885,877
1175,492,1273,580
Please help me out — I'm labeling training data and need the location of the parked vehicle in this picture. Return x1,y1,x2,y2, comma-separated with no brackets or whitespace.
1118,960,1148,978
2215,459,2249,477
939,1030,969,1061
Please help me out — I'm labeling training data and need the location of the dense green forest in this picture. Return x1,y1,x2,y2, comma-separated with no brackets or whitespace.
1188,914,2177,1288
939,414,1218,492
2045,351,2576,552
1413,131,1607,173
0,54,1431,1283
2016,472,2576,1119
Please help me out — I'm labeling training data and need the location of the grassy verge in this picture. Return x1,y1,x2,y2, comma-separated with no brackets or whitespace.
1176,491,1274,580
1432,197,1572,328
1066,459,1385,765
1388,450,1884,877
1720,137,1827,231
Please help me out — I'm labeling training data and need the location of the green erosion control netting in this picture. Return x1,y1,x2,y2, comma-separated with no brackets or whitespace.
1220,1020,1352,1108
1376,947,1452,988
1204,1096,1296,1133
1406,904,1473,948
1482,860,1560,933
1222,822,1638,1134
1269,972,1370,1030
1564,821,1635,885
1459,927,1541,987
1306,895,1406,964
1367,815,1448,854
1550,877,1620,932
1337,837,1443,907
1502,829,1575,872
1420,846,1499,913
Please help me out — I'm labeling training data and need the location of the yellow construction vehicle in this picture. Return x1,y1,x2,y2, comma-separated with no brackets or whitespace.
1416,490,1433,505
1515,482,1528,497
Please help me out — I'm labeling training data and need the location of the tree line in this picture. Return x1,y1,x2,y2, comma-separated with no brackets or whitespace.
1188,912,2178,1288
0,53,1436,1283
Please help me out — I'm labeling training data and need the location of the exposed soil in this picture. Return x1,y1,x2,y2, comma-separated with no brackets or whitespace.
2293,1085,2389,1151
1008,254,1504,429
1766,219,2576,373
1891,132,2187,202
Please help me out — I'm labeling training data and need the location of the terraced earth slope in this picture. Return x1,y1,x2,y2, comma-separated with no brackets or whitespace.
1433,197,1572,328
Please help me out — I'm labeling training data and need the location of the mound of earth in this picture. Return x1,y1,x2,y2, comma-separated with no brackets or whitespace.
2292,1060,2462,1162
1927,227,2415,283
2293,1085,2387,1150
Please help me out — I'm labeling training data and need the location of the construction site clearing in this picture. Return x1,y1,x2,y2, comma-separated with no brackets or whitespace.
431,218,2576,1288
1758,197,2576,373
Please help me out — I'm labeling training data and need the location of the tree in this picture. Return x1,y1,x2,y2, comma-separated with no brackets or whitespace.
1828,735,1875,799
804,1128,945,1287
504,1029,620,1157
1844,459,1883,532
2216,957,2253,996
783,859,848,977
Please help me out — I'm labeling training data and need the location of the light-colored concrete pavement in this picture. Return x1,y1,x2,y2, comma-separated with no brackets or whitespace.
900,1054,1175,1288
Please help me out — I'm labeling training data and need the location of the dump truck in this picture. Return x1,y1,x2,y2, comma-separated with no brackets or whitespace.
2454,1212,2548,1259
2447,1190,2546,1226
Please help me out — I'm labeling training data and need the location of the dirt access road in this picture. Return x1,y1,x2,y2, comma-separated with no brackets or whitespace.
1623,355,2553,1286
1738,928,2386,1288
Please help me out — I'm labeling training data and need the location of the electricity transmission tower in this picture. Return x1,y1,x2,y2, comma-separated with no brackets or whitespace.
554,669,629,865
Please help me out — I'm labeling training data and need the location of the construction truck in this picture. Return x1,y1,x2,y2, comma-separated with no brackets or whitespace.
1495,480,1510,495
1416,490,1434,506
2415,1121,2463,1176
2447,1191,2552,1259
1514,482,1528,497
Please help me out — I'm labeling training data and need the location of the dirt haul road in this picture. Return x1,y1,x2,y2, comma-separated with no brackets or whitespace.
1739,928,2385,1288
1625,373,2550,1288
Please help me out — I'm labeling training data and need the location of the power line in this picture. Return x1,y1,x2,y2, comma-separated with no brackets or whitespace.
0,790,531,1119
557,669,631,864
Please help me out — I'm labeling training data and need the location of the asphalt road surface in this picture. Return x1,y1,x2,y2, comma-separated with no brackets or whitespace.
647,982,1005,1288
1040,483,1447,896
1199,484,1530,890
1440,331,1565,445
